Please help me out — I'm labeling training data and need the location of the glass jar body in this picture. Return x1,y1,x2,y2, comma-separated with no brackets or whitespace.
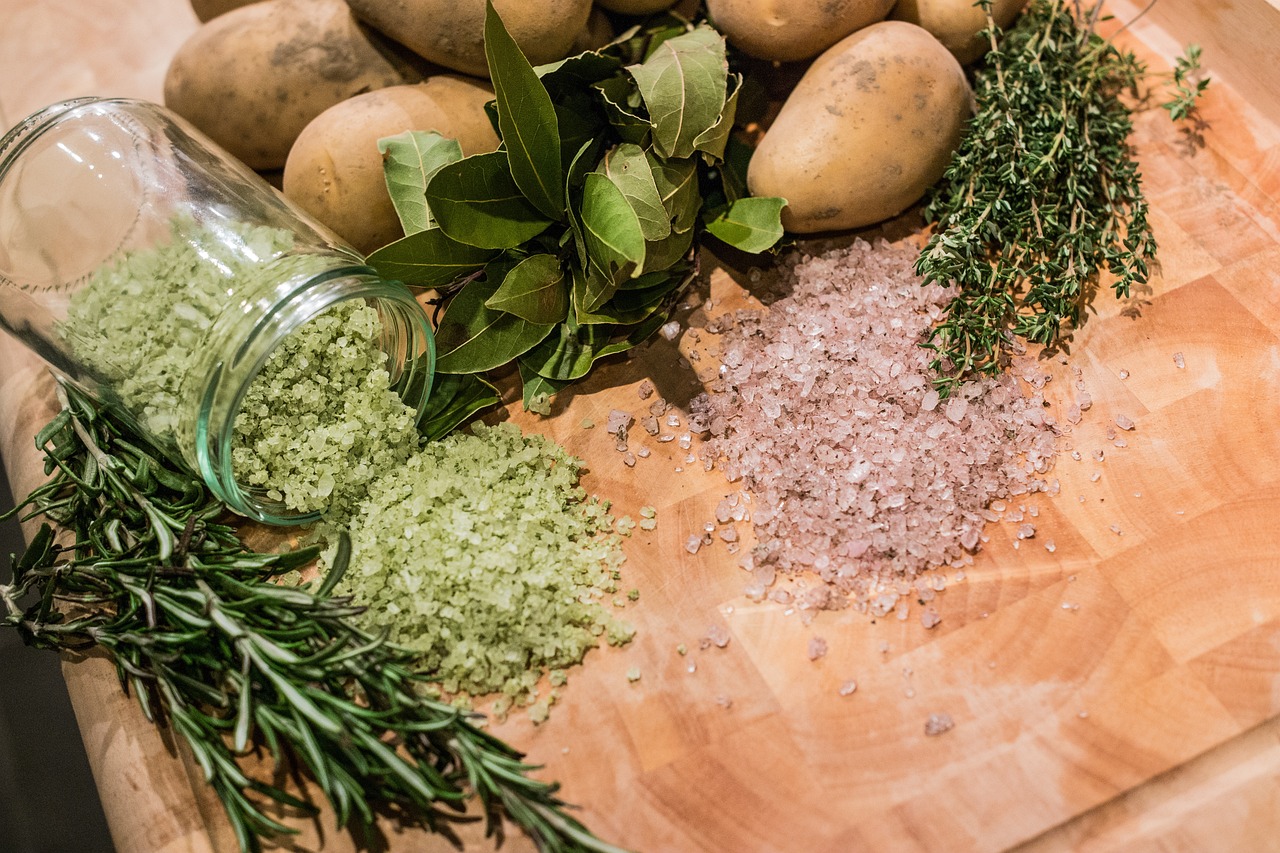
0,98,434,524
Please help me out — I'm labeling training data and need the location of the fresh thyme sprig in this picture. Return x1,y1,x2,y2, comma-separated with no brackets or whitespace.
915,0,1207,395
1,381,627,853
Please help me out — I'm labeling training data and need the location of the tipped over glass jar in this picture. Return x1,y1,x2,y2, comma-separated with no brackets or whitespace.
0,98,435,525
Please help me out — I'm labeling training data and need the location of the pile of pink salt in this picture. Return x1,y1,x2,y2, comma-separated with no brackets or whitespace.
693,239,1060,611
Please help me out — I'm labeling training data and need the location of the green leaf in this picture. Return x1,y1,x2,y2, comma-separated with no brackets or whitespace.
367,227,495,289
627,26,728,160
523,310,669,381
703,196,787,254
639,225,694,274
555,93,605,175
434,272,556,373
419,372,501,441
581,171,645,289
484,253,567,324
570,263,617,318
426,152,552,249
536,50,622,96
594,76,651,146
719,134,753,204
649,154,700,233
485,0,565,219
576,271,682,325
693,73,741,163
517,362,570,414
378,131,463,235
599,143,670,242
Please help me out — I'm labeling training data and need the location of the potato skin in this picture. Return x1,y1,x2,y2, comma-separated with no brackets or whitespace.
891,0,1028,65
345,0,592,78
595,0,679,14
706,0,896,63
748,21,970,233
283,77,499,253
164,0,423,170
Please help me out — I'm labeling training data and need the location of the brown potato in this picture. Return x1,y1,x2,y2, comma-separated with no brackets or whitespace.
891,0,1028,65
748,21,970,233
283,77,499,253
164,0,423,170
345,0,592,78
595,0,680,14
706,0,895,63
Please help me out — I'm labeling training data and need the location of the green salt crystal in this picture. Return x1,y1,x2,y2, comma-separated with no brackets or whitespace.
625,667,642,682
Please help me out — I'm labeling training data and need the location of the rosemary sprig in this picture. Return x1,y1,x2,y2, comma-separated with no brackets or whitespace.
1,381,627,853
915,0,1207,395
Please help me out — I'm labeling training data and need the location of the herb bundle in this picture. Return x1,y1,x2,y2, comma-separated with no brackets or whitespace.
0,382,624,853
369,2,784,426
916,0,1206,394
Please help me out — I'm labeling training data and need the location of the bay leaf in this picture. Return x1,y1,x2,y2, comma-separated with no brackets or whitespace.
517,361,570,414
576,271,680,325
484,0,565,219
570,263,618,318
627,26,727,160
581,171,645,287
522,310,669,381
599,143,670,242
419,372,501,441
594,76,651,146
378,130,463,235
485,253,567,324
638,225,693,275
427,151,552,249
434,273,556,373
367,227,495,289
648,153,700,234
703,195,787,255
536,50,622,96
692,72,741,163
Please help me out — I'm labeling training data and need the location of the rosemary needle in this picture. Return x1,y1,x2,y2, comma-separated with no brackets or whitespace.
1,380,628,853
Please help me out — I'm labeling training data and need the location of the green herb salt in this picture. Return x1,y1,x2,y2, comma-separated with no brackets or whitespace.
62,218,419,520
334,421,635,708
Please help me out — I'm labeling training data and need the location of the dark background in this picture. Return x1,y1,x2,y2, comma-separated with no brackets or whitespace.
0,453,114,852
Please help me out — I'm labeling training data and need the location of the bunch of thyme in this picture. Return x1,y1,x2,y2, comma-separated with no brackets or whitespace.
0,381,625,853
916,0,1207,394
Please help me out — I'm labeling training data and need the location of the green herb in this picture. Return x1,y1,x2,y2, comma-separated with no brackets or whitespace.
371,2,784,415
1161,44,1209,122
0,382,627,853
916,0,1208,394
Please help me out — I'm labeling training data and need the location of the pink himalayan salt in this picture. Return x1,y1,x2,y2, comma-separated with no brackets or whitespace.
807,636,828,661
696,239,1060,609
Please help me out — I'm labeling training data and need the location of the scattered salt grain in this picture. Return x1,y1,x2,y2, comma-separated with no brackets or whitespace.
1118,369,1129,380
660,320,681,341
637,379,654,399
706,625,731,648
685,535,703,555
626,667,642,683
838,680,858,696
1017,523,1036,540
924,713,955,737
716,695,733,709
1109,524,1123,535
1173,351,1185,369
580,418,595,430
1114,414,1135,431
1045,540,1056,553
637,447,651,459
807,637,828,661
623,453,636,467
921,609,942,629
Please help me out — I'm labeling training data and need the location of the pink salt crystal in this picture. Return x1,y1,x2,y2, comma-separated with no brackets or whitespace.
1045,540,1056,553
716,695,733,709
1118,369,1129,380
924,713,955,737
685,535,703,554
1077,392,1093,411
660,320,681,341
1066,405,1082,425
637,447,651,459
1173,352,1185,369
1105,426,1117,441
921,389,940,412
719,526,738,543
1114,414,1135,431
807,637,828,661
707,625,731,648
638,379,655,399
640,416,660,436
921,609,942,629
623,453,636,468
1109,524,1123,535
606,409,632,434
838,680,858,697
1017,523,1036,539
649,399,667,417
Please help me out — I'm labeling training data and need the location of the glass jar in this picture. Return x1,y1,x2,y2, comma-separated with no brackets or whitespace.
0,97,435,525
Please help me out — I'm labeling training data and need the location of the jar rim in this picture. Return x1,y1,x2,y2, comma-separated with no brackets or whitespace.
0,97,111,178
193,266,435,525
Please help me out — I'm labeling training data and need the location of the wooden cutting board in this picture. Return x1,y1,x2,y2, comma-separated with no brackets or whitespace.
3,2,1280,851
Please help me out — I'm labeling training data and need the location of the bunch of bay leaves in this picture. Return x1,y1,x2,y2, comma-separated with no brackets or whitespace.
369,2,786,439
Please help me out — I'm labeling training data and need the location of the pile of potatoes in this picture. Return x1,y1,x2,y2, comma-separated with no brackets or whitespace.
164,0,1026,251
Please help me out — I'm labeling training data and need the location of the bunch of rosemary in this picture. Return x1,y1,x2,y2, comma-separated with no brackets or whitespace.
916,0,1207,393
0,382,624,853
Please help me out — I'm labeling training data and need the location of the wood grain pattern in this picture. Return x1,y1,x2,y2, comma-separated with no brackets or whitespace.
3,1,1280,851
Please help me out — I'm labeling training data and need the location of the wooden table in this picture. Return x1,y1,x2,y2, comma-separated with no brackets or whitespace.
3,1,1280,851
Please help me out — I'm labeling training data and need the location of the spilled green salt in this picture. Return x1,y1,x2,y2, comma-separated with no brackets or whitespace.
334,421,635,709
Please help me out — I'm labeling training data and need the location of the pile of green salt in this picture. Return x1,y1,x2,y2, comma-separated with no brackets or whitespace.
333,421,636,720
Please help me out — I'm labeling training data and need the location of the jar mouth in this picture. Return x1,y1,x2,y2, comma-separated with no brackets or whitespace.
192,265,435,525
0,97,104,176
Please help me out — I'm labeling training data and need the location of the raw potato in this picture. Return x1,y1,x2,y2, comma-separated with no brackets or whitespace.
706,0,895,63
748,21,970,233
189,0,260,22
892,0,1029,65
283,77,500,253
164,0,423,170
345,0,592,78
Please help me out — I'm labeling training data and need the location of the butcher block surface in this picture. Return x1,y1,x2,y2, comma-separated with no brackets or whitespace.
2,2,1280,852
